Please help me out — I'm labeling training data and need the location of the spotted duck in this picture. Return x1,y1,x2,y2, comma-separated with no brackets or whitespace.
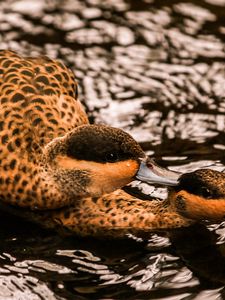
0,50,220,238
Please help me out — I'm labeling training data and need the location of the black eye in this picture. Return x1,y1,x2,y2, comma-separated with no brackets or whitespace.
105,152,119,163
199,186,212,199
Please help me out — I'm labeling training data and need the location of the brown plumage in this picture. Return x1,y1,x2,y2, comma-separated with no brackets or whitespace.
3,50,221,238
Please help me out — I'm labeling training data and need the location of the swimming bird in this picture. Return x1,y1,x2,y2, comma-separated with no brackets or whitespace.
169,169,225,222
0,50,194,238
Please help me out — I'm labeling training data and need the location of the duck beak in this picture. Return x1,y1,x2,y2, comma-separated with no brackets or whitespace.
136,158,180,186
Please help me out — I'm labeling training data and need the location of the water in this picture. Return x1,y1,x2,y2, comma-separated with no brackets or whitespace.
0,0,225,298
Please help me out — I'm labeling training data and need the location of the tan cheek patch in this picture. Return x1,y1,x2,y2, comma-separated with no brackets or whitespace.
170,190,225,220
56,156,139,196
90,159,139,195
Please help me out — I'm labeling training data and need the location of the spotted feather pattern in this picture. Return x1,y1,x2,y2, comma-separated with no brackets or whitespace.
0,50,88,208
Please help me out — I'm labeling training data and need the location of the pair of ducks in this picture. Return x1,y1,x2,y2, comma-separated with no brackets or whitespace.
0,50,224,238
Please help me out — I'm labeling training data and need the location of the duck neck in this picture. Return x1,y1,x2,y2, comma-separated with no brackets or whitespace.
96,191,192,234
46,189,194,238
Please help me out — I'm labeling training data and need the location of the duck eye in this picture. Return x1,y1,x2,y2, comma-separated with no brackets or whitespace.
105,152,119,163
200,186,212,199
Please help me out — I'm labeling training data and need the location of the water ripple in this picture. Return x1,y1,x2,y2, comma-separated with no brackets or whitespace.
0,0,225,299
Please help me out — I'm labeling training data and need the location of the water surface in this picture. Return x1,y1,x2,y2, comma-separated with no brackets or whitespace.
0,0,225,299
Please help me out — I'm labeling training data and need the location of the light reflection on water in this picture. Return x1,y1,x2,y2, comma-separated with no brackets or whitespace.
0,0,225,299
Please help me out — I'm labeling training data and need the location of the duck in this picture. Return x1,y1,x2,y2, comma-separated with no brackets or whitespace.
169,169,225,222
0,49,218,238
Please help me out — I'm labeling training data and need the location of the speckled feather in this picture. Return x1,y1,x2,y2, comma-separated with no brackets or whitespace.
0,50,194,237
0,50,88,208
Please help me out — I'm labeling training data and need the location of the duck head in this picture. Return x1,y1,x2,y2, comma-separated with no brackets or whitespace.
44,124,179,199
169,169,225,221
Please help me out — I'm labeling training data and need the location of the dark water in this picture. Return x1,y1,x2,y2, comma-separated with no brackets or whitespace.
0,0,225,299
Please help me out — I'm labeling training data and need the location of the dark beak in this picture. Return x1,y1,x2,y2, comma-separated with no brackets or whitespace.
136,158,180,186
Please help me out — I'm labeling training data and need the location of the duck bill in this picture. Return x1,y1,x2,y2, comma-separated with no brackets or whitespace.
136,158,180,186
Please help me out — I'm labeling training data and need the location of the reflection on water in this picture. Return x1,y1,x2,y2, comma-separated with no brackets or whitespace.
0,0,225,298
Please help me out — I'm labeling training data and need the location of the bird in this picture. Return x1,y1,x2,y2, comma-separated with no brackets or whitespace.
0,49,214,238
169,169,225,222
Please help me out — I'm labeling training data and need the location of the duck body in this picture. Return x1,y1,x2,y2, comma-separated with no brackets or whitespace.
0,50,90,209
0,50,207,238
